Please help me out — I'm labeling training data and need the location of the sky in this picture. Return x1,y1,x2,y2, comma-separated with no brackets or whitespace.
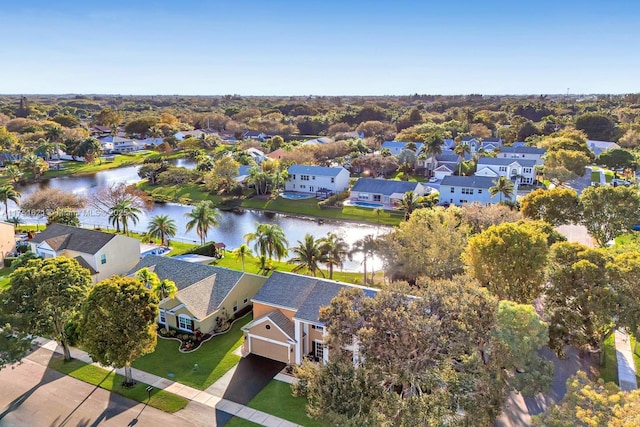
0,0,639,96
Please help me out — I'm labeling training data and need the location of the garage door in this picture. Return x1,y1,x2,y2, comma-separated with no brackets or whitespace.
250,336,290,364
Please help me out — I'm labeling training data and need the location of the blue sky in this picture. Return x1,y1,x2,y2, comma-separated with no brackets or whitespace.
0,0,638,95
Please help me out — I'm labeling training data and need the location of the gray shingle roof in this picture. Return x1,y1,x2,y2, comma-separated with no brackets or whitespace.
440,175,498,189
288,164,346,177
73,256,97,275
294,281,345,323
252,271,317,310
499,146,546,155
436,154,460,163
350,178,420,196
128,255,244,317
477,158,537,168
266,310,295,338
31,224,117,255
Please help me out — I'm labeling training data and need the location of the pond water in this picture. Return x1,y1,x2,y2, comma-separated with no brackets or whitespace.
12,162,389,272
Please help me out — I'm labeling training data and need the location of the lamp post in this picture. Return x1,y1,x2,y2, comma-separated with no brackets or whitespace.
146,386,153,402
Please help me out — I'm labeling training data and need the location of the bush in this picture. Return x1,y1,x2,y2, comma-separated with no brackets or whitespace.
4,257,17,268
318,190,349,209
16,245,29,254
187,242,221,258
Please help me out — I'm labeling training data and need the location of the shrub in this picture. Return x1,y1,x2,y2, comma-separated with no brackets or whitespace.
4,257,17,268
16,245,29,254
187,242,220,258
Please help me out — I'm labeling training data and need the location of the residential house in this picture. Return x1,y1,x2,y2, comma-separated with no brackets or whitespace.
243,130,268,141
460,136,502,153
0,221,16,264
90,126,113,137
285,165,350,195
380,141,424,156
138,137,166,148
241,271,377,364
29,224,141,282
99,136,140,154
423,152,461,179
216,130,238,143
245,148,267,164
350,178,426,209
475,157,536,185
439,175,513,205
129,255,266,334
587,140,621,156
236,165,254,184
498,145,546,164
303,137,334,146
267,148,285,160
174,130,206,141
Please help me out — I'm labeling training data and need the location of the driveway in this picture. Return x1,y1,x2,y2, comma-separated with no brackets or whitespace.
563,166,594,195
220,355,286,405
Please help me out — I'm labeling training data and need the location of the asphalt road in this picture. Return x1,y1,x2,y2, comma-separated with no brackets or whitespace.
0,348,198,427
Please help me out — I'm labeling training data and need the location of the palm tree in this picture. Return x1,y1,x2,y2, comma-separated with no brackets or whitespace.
453,142,471,175
489,176,515,203
20,154,48,180
351,234,379,285
147,214,177,246
289,234,326,277
399,190,423,221
319,232,350,279
244,223,288,262
0,185,21,220
4,165,23,184
45,125,63,160
232,244,253,272
136,267,160,290
154,278,178,329
109,199,141,234
185,200,220,245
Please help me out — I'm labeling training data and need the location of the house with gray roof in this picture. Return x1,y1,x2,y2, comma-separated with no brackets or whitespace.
439,175,514,206
29,224,140,282
475,157,537,185
285,164,350,195
381,141,424,156
129,255,266,334
242,271,377,365
349,177,426,209
587,140,621,156
499,145,546,164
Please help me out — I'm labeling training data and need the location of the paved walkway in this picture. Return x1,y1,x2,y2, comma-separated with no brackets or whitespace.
615,330,638,391
34,338,301,427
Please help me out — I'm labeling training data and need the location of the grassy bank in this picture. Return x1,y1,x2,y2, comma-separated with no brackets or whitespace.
48,355,189,413
600,333,618,384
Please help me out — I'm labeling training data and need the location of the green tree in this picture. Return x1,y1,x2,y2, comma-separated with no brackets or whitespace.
0,184,20,220
454,142,471,174
544,149,591,177
154,279,177,329
204,156,240,193
79,276,158,386
575,112,616,141
398,190,424,220
318,232,350,279
520,187,581,226
289,234,327,277
124,116,159,137
3,165,23,184
350,234,379,285
185,200,220,245
580,185,640,247
463,222,549,303
93,107,123,130
244,223,288,262
20,154,49,180
232,244,253,272
138,162,168,185
47,208,81,227
0,323,31,371
108,198,141,234
489,176,515,202
596,148,636,170
2,257,92,360
147,214,177,246
76,137,103,164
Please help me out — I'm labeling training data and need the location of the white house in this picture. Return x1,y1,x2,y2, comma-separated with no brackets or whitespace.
381,141,424,156
29,224,141,283
475,157,537,185
423,153,461,178
174,130,206,141
245,148,267,164
350,178,426,209
285,165,350,195
587,140,621,156
99,136,140,154
138,137,166,147
498,146,546,164
439,176,514,205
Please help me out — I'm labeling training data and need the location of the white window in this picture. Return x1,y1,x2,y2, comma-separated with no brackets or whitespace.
523,168,532,173
462,188,474,195
100,254,107,264
233,301,238,312
499,166,507,172
311,324,324,332
178,315,193,332
243,295,248,304
301,175,310,181
159,309,166,324
314,341,325,360
358,193,370,200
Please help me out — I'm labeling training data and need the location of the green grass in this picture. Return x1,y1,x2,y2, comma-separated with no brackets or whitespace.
600,333,619,384
42,153,150,178
591,171,600,183
48,355,189,413
389,171,426,182
604,170,614,183
245,380,323,427
241,196,403,226
132,314,252,390
138,181,219,204
225,418,262,427
628,335,640,385
0,266,15,291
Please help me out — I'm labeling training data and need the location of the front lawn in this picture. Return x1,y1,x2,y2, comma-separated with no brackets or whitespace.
628,335,640,385
48,355,188,413
244,380,323,427
600,333,618,384
132,314,252,390
241,196,403,226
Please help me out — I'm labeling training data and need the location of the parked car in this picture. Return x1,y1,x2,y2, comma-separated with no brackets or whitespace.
611,178,631,187
428,176,438,183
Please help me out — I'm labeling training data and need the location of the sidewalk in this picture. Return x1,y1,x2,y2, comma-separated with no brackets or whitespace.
34,337,301,427
614,330,638,391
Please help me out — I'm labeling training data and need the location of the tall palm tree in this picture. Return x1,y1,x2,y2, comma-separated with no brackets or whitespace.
289,234,326,277
154,278,178,329
136,267,160,290
319,232,350,279
351,234,379,285
109,199,141,234
244,223,288,262
4,165,23,184
453,142,471,175
20,154,48,180
185,200,220,245
489,176,515,203
399,190,423,221
147,214,177,246
0,185,21,220
232,244,253,272
45,125,63,160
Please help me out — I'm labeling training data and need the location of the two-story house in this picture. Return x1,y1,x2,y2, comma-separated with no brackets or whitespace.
241,271,377,365
475,157,537,185
285,165,350,195
498,145,546,164
29,224,141,282
439,176,514,205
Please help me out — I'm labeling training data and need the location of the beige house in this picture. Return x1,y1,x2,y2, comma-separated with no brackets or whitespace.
29,224,141,282
0,221,16,265
129,255,266,334
242,271,378,365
